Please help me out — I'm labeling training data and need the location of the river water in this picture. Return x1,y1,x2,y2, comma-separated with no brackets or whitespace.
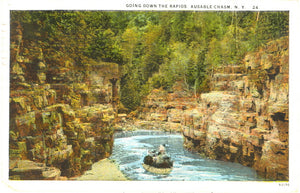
110,130,262,181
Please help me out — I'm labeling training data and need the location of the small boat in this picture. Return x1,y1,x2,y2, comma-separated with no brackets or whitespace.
142,163,173,175
142,150,173,175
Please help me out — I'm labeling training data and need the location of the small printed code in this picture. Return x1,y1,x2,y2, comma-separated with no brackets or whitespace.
279,183,289,186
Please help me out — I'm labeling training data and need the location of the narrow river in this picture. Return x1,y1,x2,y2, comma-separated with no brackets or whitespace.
110,130,262,181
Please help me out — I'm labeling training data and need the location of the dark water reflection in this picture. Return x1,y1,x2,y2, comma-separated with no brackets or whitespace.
110,130,262,181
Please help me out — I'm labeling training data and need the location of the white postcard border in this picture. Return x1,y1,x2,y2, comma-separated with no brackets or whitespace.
1,0,299,193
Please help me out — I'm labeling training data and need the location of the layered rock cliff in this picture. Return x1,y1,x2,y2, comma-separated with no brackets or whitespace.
139,36,289,180
9,22,119,179
9,19,288,181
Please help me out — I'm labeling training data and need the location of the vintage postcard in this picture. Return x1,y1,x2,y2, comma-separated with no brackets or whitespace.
1,0,299,192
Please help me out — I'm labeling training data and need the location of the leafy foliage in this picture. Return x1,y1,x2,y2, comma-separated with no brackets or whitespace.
11,11,289,111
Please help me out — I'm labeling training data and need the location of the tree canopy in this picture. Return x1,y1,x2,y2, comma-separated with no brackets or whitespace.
11,11,289,111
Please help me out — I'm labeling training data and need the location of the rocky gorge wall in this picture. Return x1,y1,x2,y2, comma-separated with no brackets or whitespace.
138,36,289,180
9,22,119,179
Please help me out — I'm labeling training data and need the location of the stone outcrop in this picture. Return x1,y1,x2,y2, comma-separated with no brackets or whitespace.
140,37,289,180
10,20,288,181
9,22,119,179
137,82,197,132
183,36,289,181
9,160,64,180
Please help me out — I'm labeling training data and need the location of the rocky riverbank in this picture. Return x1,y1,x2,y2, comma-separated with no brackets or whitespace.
9,17,288,181
136,36,289,181
9,21,121,179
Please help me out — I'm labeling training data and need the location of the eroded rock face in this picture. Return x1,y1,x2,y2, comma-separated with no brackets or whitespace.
182,36,289,181
9,160,62,180
140,37,289,181
138,82,197,132
9,22,118,179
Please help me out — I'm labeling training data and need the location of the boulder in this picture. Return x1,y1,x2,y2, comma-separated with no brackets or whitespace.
9,160,61,180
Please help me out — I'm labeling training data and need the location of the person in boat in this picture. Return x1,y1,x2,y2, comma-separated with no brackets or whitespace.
158,144,166,155
147,144,166,157
144,144,173,168
152,144,166,163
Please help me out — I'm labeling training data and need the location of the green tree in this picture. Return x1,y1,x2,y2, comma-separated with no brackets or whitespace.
121,27,138,66
141,23,165,79
11,11,289,111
